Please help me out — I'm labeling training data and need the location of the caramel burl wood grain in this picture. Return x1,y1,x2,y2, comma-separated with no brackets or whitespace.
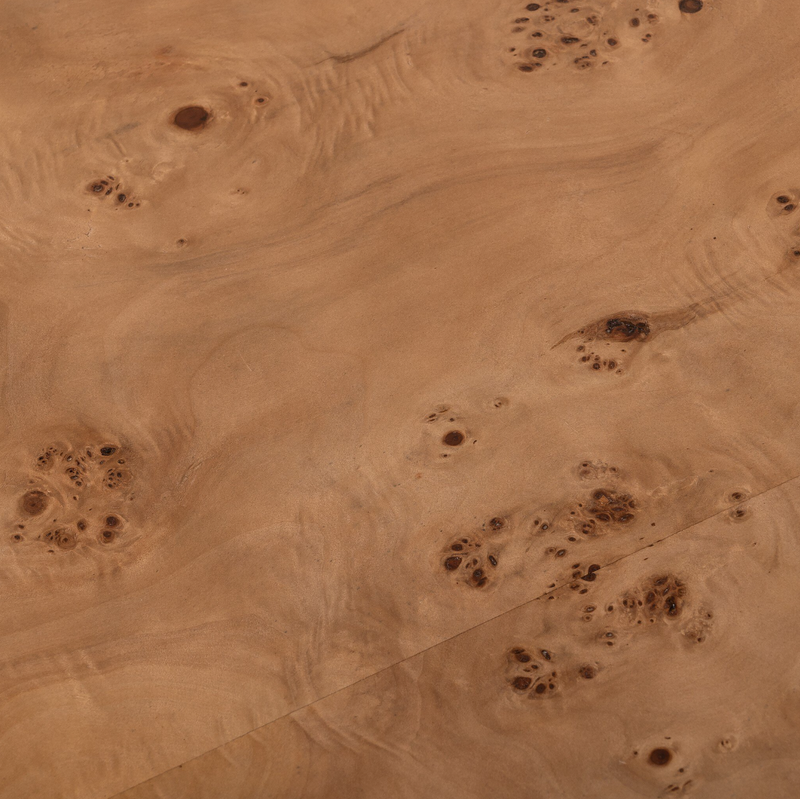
2,0,800,797
117,480,800,799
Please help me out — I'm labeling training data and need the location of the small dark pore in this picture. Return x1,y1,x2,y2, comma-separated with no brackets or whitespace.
443,430,465,446
21,490,48,515
515,652,531,663
173,106,210,131
665,596,680,616
649,748,672,766
605,317,650,341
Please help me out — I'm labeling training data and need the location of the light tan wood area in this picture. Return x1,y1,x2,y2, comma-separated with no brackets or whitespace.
2,0,800,797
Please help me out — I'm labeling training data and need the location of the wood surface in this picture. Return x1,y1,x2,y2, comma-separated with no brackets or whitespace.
2,0,800,796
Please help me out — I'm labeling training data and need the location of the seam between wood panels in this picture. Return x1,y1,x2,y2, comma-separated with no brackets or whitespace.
108,470,800,798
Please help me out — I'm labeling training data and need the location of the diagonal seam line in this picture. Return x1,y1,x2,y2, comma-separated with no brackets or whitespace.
109,470,800,798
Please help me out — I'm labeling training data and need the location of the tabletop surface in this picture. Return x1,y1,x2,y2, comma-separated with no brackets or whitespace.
1,1,799,797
